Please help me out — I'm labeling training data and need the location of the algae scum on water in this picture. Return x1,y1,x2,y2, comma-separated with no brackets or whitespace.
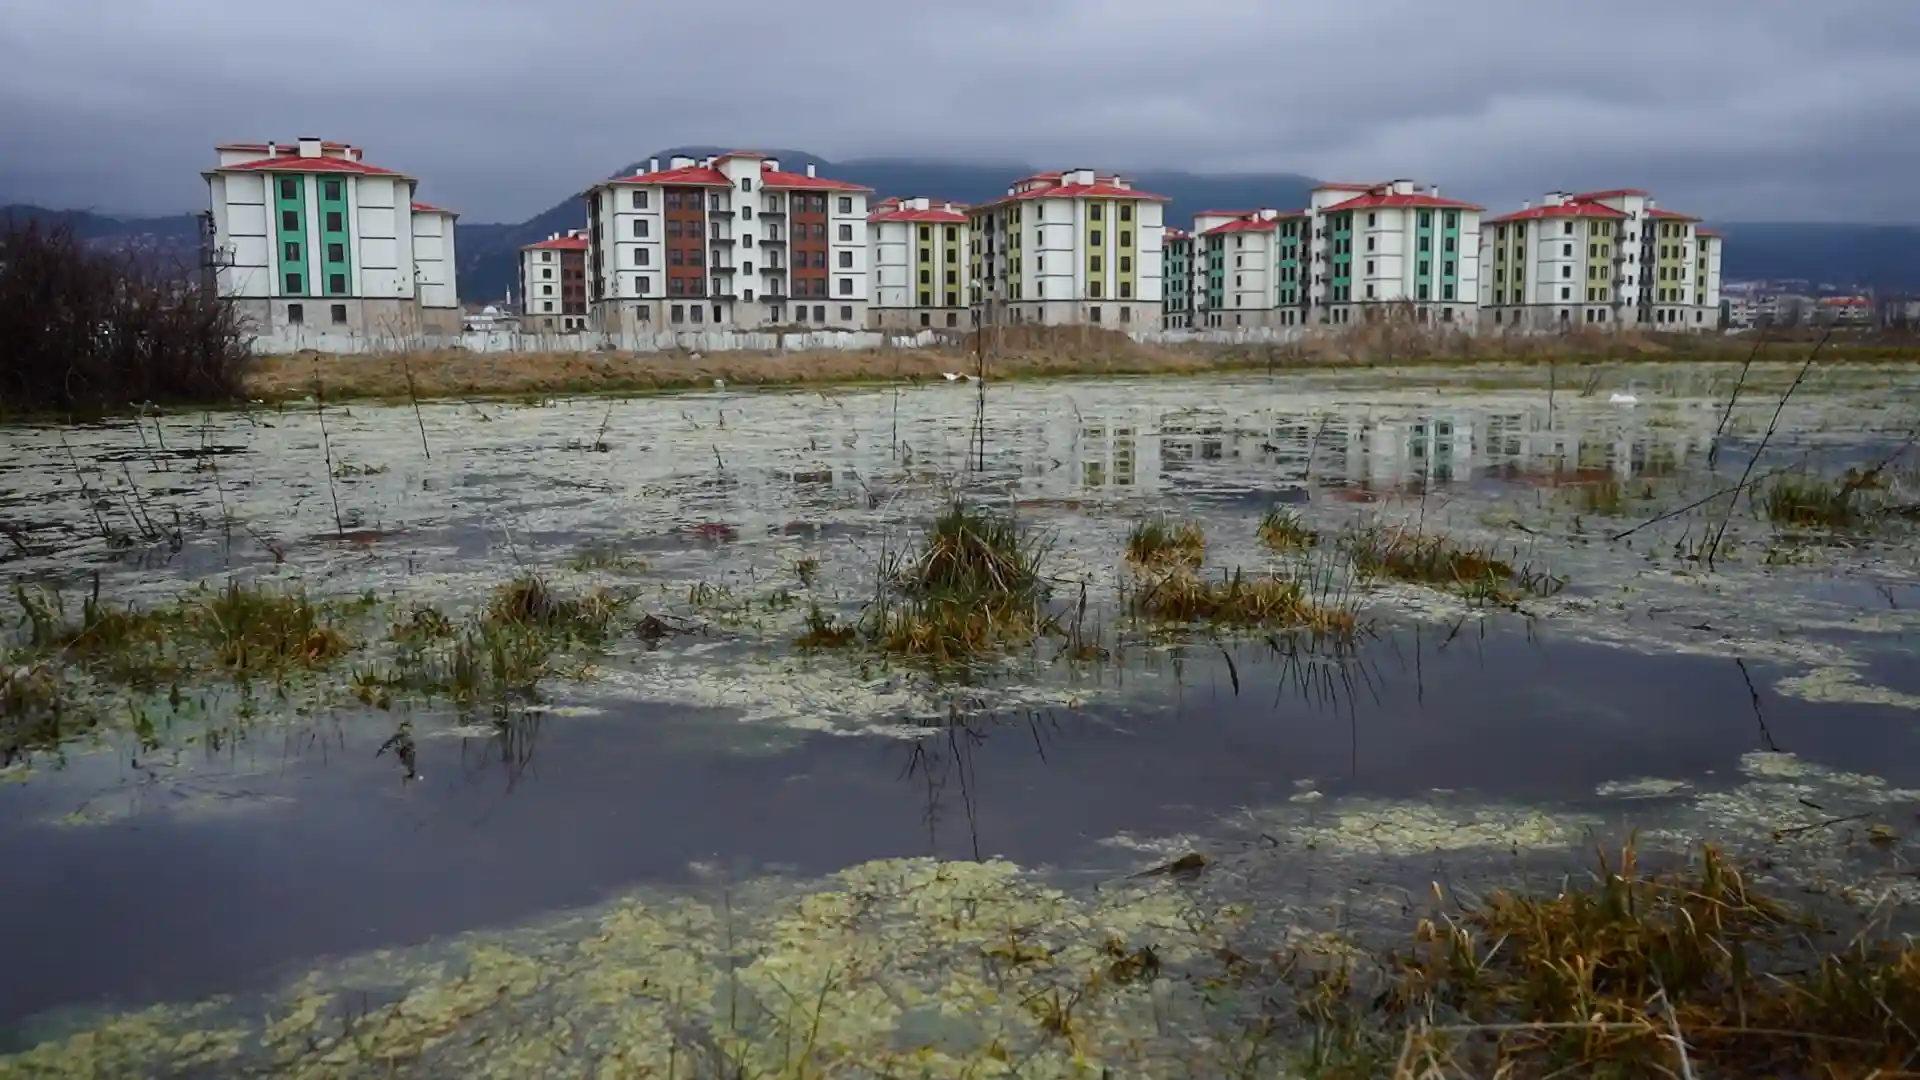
3,360,1920,1076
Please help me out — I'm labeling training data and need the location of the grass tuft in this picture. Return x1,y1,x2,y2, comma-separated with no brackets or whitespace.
1258,507,1319,552
1760,471,1872,528
1130,568,1358,639
1345,524,1562,604
1345,841,1920,1079
1126,515,1207,568
868,503,1049,662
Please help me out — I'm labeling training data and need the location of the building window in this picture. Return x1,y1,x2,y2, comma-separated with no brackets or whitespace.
839,250,853,268
285,272,303,294
284,242,301,262
1561,286,1572,300
945,226,957,242
1092,255,1103,272
742,235,753,248
325,212,343,232
637,275,650,294
327,242,344,263
1090,281,1102,298
920,290,932,306
1443,284,1455,301
279,177,299,200
839,305,853,322
282,210,299,232
838,277,853,295
287,302,303,324
739,177,753,193
542,285,553,296
1090,306,1102,323
632,190,648,210
323,179,342,200
328,273,346,294
634,220,649,238
830,197,848,214
946,312,958,327
838,224,853,241
1090,230,1102,245
1090,204,1103,221
542,301,554,312
1365,259,1375,275
670,304,686,323
1120,282,1131,299
637,249,650,267
666,192,681,210
690,306,704,324
814,305,826,321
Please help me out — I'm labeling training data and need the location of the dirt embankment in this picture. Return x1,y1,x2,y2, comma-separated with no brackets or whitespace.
242,326,1918,404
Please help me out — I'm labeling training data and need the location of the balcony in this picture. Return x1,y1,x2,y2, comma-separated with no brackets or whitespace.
707,207,735,218
760,235,788,248
709,236,735,246
762,293,789,303
758,208,786,220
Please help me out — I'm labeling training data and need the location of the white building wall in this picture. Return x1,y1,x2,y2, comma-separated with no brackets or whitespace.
1136,201,1165,304
826,192,870,304
412,209,457,308
211,172,272,299
354,176,409,299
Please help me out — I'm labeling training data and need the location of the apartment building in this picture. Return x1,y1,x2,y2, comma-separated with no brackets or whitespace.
969,168,1167,329
1301,181,1482,327
1174,180,1477,330
1480,189,1722,331
520,229,589,331
1188,208,1309,329
868,197,971,329
1162,228,1194,328
202,138,462,334
581,151,873,334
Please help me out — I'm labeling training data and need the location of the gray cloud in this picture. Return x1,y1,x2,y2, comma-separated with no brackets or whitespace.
3,0,1917,223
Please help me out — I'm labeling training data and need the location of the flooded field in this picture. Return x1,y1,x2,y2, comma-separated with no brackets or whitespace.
2,360,1918,1077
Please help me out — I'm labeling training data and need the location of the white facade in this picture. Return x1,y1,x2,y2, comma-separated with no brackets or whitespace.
202,138,461,335
583,151,873,333
970,168,1166,329
868,198,972,329
1302,180,1482,327
1480,189,1722,332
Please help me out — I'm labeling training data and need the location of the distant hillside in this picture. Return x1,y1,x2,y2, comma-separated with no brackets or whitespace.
0,204,202,266
453,148,1322,301
1710,222,1920,291
12,164,1920,302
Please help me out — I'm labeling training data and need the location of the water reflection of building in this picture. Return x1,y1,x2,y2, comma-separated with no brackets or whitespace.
1013,400,1718,500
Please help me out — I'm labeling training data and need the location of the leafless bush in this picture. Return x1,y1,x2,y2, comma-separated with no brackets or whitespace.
0,217,249,413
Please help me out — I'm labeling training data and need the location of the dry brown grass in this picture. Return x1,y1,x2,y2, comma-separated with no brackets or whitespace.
238,327,1914,405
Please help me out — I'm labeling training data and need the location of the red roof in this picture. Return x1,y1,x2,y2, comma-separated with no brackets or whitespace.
213,152,407,178
1646,208,1702,222
1484,201,1628,225
1819,296,1870,306
984,182,1168,207
1314,182,1382,192
1324,191,1483,212
1196,209,1261,217
870,206,967,224
607,165,731,187
1164,227,1191,239
1204,217,1279,235
761,168,871,192
411,201,457,216
1696,228,1718,238
525,235,589,251
1573,189,1652,201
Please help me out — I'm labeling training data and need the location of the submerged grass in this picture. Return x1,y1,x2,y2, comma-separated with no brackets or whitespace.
1125,515,1207,568
1345,524,1562,604
1759,470,1875,529
1258,507,1320,551
1297,841,1920,1079
1129,567,1359,640
862,502,1050,663
374,575,632,706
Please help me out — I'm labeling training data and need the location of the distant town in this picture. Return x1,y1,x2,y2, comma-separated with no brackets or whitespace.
194,138,1917,348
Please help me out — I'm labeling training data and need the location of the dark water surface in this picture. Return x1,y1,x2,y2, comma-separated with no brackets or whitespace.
3,621,1918,1028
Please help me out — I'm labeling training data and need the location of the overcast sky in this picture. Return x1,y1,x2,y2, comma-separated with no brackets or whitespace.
4,0,1918,224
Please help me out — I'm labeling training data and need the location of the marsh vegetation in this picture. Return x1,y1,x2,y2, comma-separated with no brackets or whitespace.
2,358,1918,1076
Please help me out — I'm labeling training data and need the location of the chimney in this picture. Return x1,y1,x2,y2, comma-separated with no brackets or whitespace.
671,155,694,169
298,136,322,159
1392,179,1413,195
266,141,279,157
1429,186,1440,199
649,157,660,173
806,163,817,178
699,156,714,168
1521,200,1531,211
764,158,779,172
